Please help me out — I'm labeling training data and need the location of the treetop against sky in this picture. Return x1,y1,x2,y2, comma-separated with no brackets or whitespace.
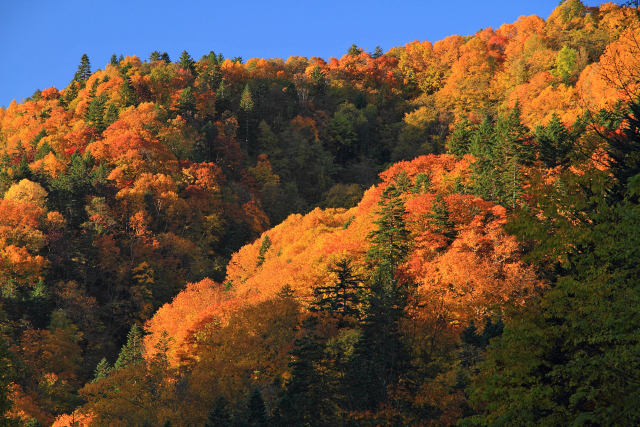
0,0,609,107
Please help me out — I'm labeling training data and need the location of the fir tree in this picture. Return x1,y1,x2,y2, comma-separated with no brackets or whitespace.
74,53,92,84
205,396,231,427
535,113,573,168
119,75,137,107
276,316,339,426
92,357,112,382
179,50,196,74
86,93,108,133
114,324,144,369
110,54,119,66
346,176,413,410
246,388,268,426
240,83,255,145
427,193,456,243
256,235,271,267
311,259,364,322
448,116,473,157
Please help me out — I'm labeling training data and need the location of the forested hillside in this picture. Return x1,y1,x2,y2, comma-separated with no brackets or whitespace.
1,1,640,425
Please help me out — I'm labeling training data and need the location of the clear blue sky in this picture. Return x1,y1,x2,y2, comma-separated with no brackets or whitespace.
0,0,612,107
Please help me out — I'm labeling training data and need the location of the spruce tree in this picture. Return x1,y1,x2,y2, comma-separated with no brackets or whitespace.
119,75,137,107
205,396,231,426
256,235,271,267
114,324,144,369
310,259,363,322
448,116,473,157
276,316,339,426
74,53,92,84
92,357,112,382
346,176,413,410
536,113,573,168
246,388,268,426
179,50,196,74
240,84,255,145
428,193,456,244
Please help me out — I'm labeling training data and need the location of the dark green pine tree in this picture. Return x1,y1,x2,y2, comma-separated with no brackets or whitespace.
310,259,363,322
535,113,573,168
73,53,92,84
246,388,268,426
86,93,108,133
110,54,119,66
493,106,533,209
179,50,196,74
103,103,119,128
607,98,640,199
448,116,474,157
372,45,384,58
119,75,137,107
160,52,171,63
240,83,255,145
346,177,413,410
177,86,196,118
149,51,162,62
427,193,456,244
256,235,271,267
205,396,231,426
114,324,144,370
92,357,112,383
469,116,497,201
276,316,339,426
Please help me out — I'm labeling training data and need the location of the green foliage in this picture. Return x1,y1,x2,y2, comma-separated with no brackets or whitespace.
179,50,196,74
553,45,579,84
114,324,144,370
311,259,364,322
256,235,271,267
73,54,92,84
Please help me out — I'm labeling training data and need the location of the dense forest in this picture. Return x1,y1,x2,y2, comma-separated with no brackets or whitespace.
1,0,640,425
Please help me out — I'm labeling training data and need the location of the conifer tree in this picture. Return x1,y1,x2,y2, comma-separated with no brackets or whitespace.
311,259,363,322
246,388,268,426
256,235,271,267
114,324,144,369
240,84,255,145
428,193,456,243
205,396,231,427
276,316,339,426
92,358,112,382
536,113,573,168
74,54,92,84
119,75,137,107
179,50,196,74
346,176,413,410
110,54,119,66
448,116,473,157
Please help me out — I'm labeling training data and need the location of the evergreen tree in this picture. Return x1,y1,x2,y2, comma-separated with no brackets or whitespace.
240,83,255,145
372,46,384,58
256,235,271,267
177,86,196,117
346,176,413,410
160,52,171,63
427,193,456,244
92,357,112,383
74,53,92,84
149,51,162,62
114,324,144,369
86,93,108,133
119,75,137,107
103,103,119,128
205,396,231,427
246,388,268,426
493,106,532,208
110,54,119,66
276,316,339,426
311,259,364,322
347,44,363,56
535,113,573,168
448,117,473,157
179,50,196,74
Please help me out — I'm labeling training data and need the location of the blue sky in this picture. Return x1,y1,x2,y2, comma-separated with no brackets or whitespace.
0,0,611,107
